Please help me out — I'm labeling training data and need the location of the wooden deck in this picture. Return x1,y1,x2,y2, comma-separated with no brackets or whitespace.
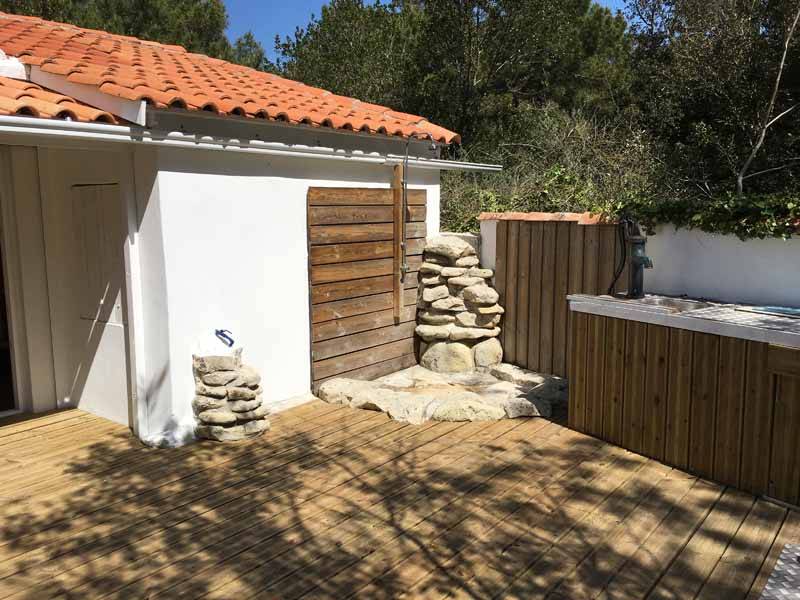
0,403,796,599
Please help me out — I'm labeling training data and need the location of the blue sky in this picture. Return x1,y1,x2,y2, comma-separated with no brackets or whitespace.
225,0,627,61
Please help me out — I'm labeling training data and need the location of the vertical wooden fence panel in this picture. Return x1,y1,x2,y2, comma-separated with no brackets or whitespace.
527,222,545,371
689,333,720,479
622,320,648,454
664,328,694,469
570,313,800,506
552,222,571,376
739,341,773,495
515,222,532,368
489,214,623,378
494,220,508,351
504,221,520,364
602,317,626,445
713,337,747,487
642,324,670,460
538,223,557,374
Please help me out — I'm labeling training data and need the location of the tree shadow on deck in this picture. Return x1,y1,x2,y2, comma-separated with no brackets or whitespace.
0,407,773,599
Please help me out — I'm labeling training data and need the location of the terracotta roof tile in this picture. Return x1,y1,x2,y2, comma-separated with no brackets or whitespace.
0,75,117,122
478,212,610,225
0,11,460,143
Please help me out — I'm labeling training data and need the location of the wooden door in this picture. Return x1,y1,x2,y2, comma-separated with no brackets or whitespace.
43,181,130,426
307,186,426,390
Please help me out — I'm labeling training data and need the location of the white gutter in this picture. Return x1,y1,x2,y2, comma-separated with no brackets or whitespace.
0,116,502,172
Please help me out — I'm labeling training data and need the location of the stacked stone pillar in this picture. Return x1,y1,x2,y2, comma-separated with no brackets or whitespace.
416,236,504,372
192,349,270,441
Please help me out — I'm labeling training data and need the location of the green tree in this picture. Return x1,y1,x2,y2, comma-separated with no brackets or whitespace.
275,0,422,108
627,0,800,196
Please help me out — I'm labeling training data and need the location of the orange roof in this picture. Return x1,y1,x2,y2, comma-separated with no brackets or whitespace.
0,75,118,122
0,11,459,143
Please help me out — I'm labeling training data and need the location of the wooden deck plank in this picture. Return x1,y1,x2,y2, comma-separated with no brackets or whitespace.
745,509,800,600
546,469,697,600
696,499,786,600
597,479,724,600
0,402,789,600
647,488,755,600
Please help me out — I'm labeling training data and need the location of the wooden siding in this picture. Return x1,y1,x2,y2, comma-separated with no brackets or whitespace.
569,311,800,506
307,187,424,389
495,220,626,377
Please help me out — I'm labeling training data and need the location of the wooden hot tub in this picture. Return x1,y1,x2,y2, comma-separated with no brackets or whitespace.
567,294,800,506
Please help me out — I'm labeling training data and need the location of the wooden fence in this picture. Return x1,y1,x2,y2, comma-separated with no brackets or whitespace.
307,184,425,390
488,214,627,377
569,311,800,506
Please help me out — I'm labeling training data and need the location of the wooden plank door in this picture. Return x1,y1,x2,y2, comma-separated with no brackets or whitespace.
307,187,427,390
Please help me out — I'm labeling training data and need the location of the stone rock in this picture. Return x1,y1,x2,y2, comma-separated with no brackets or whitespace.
228,397,262,412
192,349,242,374
455,256,480,267
227,386,257,400
197,409,238,425
232,365,261,388
201,371,238,386
488,363,548,389
421,274,444,286
419,262,443,274
415,324,452,342
421,341,475,373
423,254,451,265
467,268,494,279
317,379,384,409
473,338,503,368
447,276,484,288
431,297,466,312
425,235,476,260
440,267,467,277
243,419,271,436
431,398,506,422
235,404,270,421
196,424,247,442
319,365,557,425
419,311,456,325
422,285,450,303
472,303,505,315
192,395,227,413
449,326,501,341
455,312,501,328
377,365,450,389
195,383,227,399
463,285,499,305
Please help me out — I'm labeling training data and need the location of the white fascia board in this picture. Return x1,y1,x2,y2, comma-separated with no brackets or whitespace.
28,65,147,125
0,115,502,172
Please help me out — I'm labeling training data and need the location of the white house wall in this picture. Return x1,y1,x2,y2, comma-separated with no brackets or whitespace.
646,226,800,307
137,147,440,443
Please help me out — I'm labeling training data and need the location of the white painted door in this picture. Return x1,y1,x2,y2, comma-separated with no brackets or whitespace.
43,182,130,426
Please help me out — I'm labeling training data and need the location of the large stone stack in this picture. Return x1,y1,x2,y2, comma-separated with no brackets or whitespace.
416,236,504,372
192,349,270,442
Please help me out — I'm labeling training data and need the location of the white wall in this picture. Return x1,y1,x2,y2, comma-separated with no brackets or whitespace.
136,147,440,443
479,220,497,271
646,226,800,307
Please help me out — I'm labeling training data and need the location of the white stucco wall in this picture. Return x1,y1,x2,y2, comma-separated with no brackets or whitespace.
646,226,800,307
479,220,498,270
135,147,440,443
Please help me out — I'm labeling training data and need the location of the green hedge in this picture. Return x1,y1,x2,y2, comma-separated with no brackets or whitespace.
628,193,800,241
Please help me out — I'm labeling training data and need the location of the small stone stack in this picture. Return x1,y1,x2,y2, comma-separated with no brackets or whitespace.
416,236,505,373
192,349,270,442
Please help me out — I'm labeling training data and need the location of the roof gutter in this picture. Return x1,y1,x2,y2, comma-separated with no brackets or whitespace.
0,116,502,172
